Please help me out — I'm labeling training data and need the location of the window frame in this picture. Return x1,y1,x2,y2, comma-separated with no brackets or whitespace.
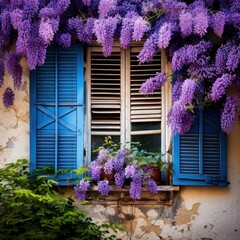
85,42,172,166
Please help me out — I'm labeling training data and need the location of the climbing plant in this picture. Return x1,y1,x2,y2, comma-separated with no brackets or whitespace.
0,0,239,133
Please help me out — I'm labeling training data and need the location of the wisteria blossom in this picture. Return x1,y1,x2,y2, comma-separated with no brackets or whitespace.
221,95,239,134
0,0,239,133
124,165,136,179
210,74,235,101
129,175,142,200
179,10,193,37
3,87,15,108
179,79,197,105
98,0,117,18
5,52,22,90
192,6,208,37
140,72,167,94
132,16,150,41
74,179,90,201
93,16,118,56
167,101,195,134
147,179,158,194
97,180,109,196
211,11,225,37
158,23,172,49
39,19,54,44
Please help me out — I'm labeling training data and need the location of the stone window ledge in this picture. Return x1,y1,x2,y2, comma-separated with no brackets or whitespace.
86,185,179,205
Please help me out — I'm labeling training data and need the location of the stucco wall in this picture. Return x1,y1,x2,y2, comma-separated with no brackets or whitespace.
0,58,29,168
0,65,240,240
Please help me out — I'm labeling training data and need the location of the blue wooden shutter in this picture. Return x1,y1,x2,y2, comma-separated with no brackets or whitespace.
30,44,84,184
173,108,228,186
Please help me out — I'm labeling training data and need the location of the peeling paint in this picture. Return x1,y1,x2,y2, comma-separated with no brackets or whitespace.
174,203,200,225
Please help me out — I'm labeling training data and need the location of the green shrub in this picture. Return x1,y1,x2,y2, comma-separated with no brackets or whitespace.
0,159,119,240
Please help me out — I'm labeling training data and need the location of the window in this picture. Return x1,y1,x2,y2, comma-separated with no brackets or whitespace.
85,44,172,163
30,44,227,187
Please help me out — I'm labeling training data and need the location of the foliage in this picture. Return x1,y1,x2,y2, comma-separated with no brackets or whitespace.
74,136,169,201
0,0,240,133
0,159,120,240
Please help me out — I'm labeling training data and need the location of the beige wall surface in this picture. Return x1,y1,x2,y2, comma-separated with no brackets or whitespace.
0,66,240,240
0,59,29,168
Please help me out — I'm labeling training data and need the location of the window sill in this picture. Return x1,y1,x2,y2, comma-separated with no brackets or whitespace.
86,185,179,205
90,185,179,192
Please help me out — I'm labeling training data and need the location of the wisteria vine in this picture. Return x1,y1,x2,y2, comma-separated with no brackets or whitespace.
0,0,240,134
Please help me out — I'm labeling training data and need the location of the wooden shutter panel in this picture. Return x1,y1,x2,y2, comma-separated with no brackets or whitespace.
90,47,121,136
173,108,228,186
30,44,84,184
130,47,161,136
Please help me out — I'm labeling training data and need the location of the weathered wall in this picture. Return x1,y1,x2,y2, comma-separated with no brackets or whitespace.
0,65,240,240
0,58,29,168
78,119,240,240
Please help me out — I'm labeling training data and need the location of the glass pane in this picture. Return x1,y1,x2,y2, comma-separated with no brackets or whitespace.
91,135,120,160
131,122,161,131
131,134,161,152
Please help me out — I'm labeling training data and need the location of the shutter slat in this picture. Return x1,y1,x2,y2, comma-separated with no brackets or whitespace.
91,49,121,134
130,50,161,131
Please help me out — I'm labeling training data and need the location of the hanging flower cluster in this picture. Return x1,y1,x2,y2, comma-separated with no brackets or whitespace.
74,137,161,201
0,0,239,133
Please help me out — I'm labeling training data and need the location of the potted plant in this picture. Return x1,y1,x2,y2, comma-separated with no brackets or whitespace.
74,136,165,201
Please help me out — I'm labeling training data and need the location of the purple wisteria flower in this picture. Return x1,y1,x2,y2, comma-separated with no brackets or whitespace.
3,87,15,108
179,79,197,105
129,175,142,200
113,149,126,172
210,74,235,101
132,16,149,41
89,161,102,181
193,6,208,37
97,180,109,196
215,41,233,74
104,158,114,174
114,170,125,188
98,0,117,18
120,12,138,49
226,45,240,72
57,33,71,48
211,11,225,37
39,19,54,45
74,179,90,201
179,10,193,37
221,95,239,134
10,9,23,30
97,148,109,162
124,165,136,179
167,101,195,134
172,79,183,102
5,52,22,90
16,20,31,55
147,179,158,194
140,72,167,94
93,17,118,56
172,41,211,71
138,32,158,64
158,23,172,49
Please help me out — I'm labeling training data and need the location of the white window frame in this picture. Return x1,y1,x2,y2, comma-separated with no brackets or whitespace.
85,42,172,165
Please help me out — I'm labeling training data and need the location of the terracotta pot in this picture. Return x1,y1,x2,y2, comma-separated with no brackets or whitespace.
100,169,115,183
149,166,161,183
